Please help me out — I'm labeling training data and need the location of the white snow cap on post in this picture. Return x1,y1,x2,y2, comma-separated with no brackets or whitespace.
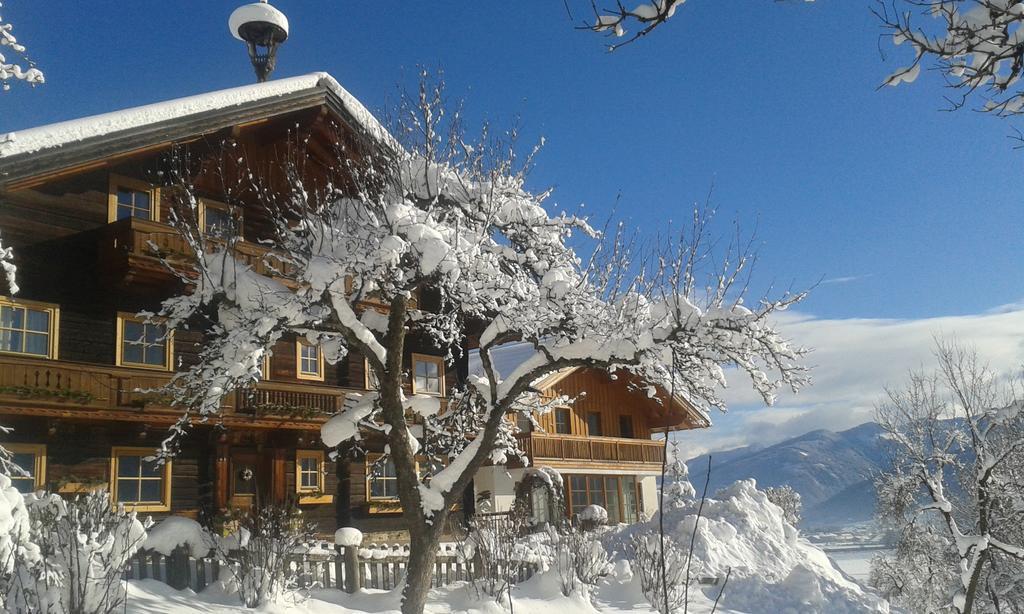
229,2,289,41
335,527,363,547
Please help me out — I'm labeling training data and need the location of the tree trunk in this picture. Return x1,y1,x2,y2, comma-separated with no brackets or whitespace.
961,550,987,614
401,521,443,614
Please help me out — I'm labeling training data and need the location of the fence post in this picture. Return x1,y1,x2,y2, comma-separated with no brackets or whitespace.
343,545,361,593
166,545,191,590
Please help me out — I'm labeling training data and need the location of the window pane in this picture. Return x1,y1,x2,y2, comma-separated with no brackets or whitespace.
139,479,162,503
144,323,165,344
24,332,48,356
370,479,386,498
555,409,570,434
588,477,605,509
11,477,35,494
605,477,621,524
117,455,140,477
123,321,144,344
117,478,139,502
117,189,134,205
122,344,144,364
1,306,22,329
587,413,602,436
619,415,635,438
135,191,150,210
140,458,162,478
622,477,639,523
0,330,22,353
117,204,133,220
26,309,49,333
144,343,166,366
11,452,34,477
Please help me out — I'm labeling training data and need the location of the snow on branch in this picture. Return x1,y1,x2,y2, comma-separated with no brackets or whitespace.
0,2,43,91
583,0,814,51
876,0,1024,115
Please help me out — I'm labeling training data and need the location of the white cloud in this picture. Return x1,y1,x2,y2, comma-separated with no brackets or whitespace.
673,305,1024,459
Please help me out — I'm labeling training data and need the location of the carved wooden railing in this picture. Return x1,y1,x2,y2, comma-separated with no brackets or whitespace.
518,433,664,464
0,355,349,420
235,380,345,417
105,217,292,278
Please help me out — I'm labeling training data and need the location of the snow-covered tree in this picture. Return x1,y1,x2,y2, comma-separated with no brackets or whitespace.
155,74,807,614
877,0,1024,115
0,2,43,91
764,485,802,527
872,341,1024,614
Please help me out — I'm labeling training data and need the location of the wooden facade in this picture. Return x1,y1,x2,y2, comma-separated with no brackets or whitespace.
0,77,462,540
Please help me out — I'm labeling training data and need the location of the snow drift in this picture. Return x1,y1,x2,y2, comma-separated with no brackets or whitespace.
606,479,888,613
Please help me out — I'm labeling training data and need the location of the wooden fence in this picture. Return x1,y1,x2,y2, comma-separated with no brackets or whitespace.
123,543,538,594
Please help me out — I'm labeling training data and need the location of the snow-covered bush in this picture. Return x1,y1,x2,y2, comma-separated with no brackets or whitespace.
555,523,612,597
461,512,527,602
6,490,149,614
628,531,688,613
213,503,315,608
764,485,802,527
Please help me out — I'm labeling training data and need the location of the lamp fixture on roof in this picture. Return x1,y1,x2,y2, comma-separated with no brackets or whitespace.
229,0,289,83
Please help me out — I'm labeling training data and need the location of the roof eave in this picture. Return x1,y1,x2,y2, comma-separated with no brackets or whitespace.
0,84,369,191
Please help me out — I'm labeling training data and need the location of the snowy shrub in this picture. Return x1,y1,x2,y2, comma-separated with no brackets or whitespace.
629,532,688,613
460,512,527,602
5,490,149,614
213,503,315,608
764,485,802,527
555,523,612,597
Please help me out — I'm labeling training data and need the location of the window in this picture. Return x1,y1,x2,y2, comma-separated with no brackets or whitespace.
587,412,603,436
565,474,643,524
619,415,635,439
364,357,379,390
296,340,324,381
108,175,159,223
0,298,58,359
554,408,571,434
116,314,172,370
367,455,398,501
7,443,45,494
295,450,332,504
110,447,171,512
515,412,532,434
412,354,444,396
201,200,242,240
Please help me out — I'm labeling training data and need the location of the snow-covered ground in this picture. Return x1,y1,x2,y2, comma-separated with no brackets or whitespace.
124,479,888,614
126,573,735,614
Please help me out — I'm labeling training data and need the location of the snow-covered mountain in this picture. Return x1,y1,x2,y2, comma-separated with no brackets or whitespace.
685,422,891,529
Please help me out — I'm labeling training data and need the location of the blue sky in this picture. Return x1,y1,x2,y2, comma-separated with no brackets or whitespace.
3,1,1022,452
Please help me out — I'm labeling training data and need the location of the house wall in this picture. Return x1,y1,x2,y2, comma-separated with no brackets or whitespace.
473,466,521,514
535,369,655,438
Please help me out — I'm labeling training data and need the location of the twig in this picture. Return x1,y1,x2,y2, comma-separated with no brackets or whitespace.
684,456,712,613
710,567,732,614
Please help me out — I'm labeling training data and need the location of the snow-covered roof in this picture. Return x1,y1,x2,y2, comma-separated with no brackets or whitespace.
468,342,708,430
0,72,394,186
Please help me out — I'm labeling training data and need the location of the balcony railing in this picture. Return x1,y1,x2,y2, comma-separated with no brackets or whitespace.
518,433,664,465
103,217,292,280
0,355,347,422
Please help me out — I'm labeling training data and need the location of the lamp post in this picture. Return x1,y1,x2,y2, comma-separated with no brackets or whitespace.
229,0,289,83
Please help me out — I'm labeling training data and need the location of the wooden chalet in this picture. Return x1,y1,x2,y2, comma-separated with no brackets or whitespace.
474,363,707,525
0,73,463,540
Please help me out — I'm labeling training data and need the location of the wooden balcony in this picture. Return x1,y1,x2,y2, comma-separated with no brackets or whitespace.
0,355,347,428
101,217,292,284
518,433,665,470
